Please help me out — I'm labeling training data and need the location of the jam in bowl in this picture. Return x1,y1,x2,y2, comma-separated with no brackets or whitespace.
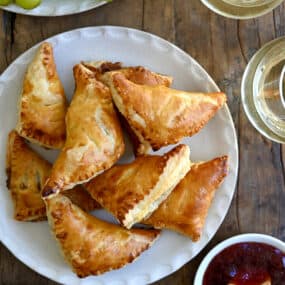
194,234,285,285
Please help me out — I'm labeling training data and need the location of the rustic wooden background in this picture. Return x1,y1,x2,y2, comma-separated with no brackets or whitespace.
1,0,285,284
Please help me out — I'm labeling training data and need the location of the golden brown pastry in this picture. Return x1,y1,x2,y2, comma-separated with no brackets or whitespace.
63,185,101,213
42,63,125,198
89,62,173,155
6,130,49,221
103,72,226,155
85,144,191,229
84,61,173,87
6,131,100,221
113,66,173,86
144,156,229,241
85,61,173,155
45,194,160,277
16,42,67,149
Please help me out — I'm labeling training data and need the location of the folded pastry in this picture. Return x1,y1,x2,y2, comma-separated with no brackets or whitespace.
45,194,160,277
6,131,100,221
83,61,173,87
6,130,50,221
89,63,173,155
85,144,191,229
144,156,229,241
16,42,67,149
103,72,226,155
42,63,125,198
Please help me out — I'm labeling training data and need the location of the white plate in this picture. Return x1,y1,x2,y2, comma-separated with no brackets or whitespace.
0,26,238,285
1,0,108,16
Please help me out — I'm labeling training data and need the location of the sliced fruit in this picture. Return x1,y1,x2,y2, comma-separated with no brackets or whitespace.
15,0,41,9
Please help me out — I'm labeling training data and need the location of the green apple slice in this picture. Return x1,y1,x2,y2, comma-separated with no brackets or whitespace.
15,0,41,9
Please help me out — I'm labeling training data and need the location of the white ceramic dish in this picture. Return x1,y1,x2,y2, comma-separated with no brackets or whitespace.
194,233,285,284
0,0,108,16
0,26,238,285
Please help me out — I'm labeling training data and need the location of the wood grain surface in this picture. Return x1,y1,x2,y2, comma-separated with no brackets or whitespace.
1,0,285,284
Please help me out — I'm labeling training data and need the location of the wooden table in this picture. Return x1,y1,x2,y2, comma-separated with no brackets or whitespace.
1,1,285,284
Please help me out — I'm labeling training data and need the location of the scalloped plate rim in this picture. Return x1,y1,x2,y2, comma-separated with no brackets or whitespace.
1,0,108,17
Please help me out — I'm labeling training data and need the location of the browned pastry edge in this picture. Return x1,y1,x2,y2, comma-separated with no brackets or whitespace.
6,130,101,221
85,144,191,229
6,130,48,221
110,72,226,153
45,194,160,277
144,155,229,241
41,63,125,198
17,42,67,149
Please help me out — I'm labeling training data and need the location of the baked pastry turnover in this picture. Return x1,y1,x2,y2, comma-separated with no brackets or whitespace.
85,144,191,229
16,42,67,149
144,156,229,241
45,194,160,277
95,63,173,155
42,63,125,198
103,72,226,155
6,130,50,221
6,131,100,221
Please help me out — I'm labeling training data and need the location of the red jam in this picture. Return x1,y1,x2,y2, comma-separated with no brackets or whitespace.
203,242,285,285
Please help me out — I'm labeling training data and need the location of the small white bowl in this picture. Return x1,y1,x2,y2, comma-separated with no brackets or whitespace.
194,233,285,285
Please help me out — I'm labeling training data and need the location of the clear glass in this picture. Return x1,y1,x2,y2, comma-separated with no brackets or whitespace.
222,0,275,7
253,40,285,138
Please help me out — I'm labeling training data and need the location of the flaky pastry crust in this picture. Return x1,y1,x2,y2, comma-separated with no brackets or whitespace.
144,156,229,241
85,144,191,229
6,131,100,221
42,63,125,198
16,42,67,149
104,72,226,155
6,130,50,221
45,194,160,277
88,62,173,155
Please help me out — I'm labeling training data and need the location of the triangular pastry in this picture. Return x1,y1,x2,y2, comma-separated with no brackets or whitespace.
85,61,174,155
85,144,191,229
103,72,226,155
90,62,173,155
16,42,67,149
144,156,229,241
6,130,50,221
42,63,125,198
6,131,100,221
45,194,160,277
